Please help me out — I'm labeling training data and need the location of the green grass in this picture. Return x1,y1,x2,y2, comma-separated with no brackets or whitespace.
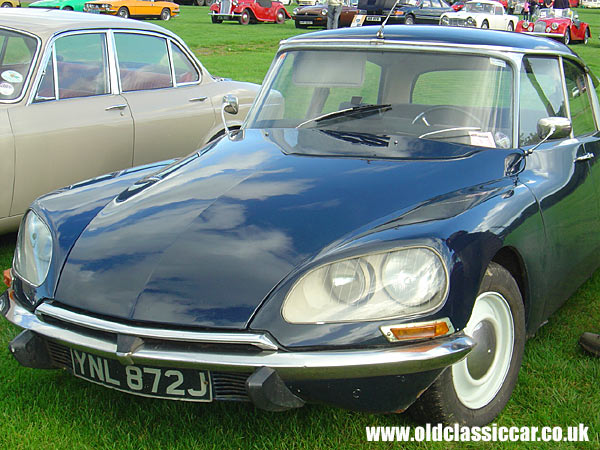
2,6,600,449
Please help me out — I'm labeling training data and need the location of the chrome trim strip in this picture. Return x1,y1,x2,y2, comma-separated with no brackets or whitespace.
35,302,280,351
4,298,474,380
277,38,579,60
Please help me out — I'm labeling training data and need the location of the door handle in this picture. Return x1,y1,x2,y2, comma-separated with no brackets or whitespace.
189,97,208,103
105,104,128,111
574,152,595,162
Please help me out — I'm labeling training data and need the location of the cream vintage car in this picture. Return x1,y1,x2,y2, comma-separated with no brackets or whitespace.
440,0,518,30
0,9,260,233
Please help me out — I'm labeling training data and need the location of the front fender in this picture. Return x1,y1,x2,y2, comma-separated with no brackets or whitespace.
13,160,174,310
250,178,542,349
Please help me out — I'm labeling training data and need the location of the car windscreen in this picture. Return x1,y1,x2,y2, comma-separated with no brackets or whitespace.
246,49,514,156
465,2,494,12
0,29,38,101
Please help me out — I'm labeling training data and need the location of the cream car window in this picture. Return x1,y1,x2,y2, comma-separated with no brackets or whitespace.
170,42,200,85
115,33,173,92
34,33,110,102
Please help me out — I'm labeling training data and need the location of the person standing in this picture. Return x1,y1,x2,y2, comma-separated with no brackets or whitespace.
327,0,343,29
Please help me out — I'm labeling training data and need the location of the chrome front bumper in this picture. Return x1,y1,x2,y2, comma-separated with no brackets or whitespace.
3,295,474,380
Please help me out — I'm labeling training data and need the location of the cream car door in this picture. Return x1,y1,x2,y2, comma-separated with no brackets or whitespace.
8,32,134,216
113,32,216,166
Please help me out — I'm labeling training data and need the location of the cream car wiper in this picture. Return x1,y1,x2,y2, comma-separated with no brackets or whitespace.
296,104,392,129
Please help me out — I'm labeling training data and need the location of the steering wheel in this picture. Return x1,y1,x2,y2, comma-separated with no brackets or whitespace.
412,105,484,128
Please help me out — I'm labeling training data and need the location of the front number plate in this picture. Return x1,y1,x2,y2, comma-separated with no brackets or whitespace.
70,349,212,402
366,16,382,21
299,20,313,24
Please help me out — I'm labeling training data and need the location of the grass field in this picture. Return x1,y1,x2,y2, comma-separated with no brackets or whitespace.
1,6,600,449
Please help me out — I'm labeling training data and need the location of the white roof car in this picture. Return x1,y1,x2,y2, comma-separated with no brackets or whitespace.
440,0,519,30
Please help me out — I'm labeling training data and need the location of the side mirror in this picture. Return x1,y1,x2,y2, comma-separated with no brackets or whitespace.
220,94,239,137
223,94,239,115
525,117,572,156
537,117,572,140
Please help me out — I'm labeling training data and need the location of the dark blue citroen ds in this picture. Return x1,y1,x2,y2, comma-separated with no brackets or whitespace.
3,25,600,426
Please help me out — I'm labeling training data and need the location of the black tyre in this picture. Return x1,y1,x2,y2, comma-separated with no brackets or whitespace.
1,2,11,6
275,9,286,24
160,8,171,20
563,27,570,45
507,21,514,31
481,20,489,29
239,9,250,25
583,28,590,44
63,5,73,10
404,14,415,24
117,7,129,18
211,15,223,23
410,262,525,426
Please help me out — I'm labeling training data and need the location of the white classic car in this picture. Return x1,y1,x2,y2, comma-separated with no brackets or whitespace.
581,0,600,7
440,0,518,30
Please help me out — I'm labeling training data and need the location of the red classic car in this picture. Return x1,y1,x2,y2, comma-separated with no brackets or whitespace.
516,8,590,44
292,0,358,28
209,0,290,24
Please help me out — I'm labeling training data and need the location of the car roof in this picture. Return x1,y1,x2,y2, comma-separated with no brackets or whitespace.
0,8,178,40
284,25,578,57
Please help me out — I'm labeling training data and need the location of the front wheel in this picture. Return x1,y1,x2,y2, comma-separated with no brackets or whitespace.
275,9,286,24
404,14,415,24
563,27,570,45
481,20,489,29
583,28,590,44
160,8,171,20
239,9,251,25
507,21,514,31
117,7,129,18
1,2,12,6
410,262,525,426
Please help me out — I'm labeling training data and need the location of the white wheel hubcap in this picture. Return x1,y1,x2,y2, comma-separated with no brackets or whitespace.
452,291,514,409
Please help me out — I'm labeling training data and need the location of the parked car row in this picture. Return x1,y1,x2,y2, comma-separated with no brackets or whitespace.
27,0,181,19
0,9,260,233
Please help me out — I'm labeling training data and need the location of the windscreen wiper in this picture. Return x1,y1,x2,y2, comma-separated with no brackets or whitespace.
296,104,392,129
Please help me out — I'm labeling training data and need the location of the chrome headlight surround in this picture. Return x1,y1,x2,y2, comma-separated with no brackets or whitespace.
321,9,327,15
13,210,53,287
440,15,449,25
466,16,476,27
282,246,448,324
551,22,558,30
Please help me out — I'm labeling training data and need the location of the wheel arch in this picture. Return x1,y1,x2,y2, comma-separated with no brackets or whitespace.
491,246,531,332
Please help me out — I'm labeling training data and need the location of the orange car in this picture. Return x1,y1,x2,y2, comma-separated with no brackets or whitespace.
83,0,179,20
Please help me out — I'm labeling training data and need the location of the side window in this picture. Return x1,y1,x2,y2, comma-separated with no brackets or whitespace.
170,42,200,85
55,33,110,100
34,54,56,103
563,60,596,136
519,57,565,146
115,33,172,92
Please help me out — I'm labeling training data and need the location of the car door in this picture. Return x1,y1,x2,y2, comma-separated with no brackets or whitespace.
129,0,147,16
517,55,600,318
113,32,217,166
8,31,134,217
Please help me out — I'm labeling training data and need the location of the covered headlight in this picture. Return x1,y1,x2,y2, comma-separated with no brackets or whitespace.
13,211,53,287
282,247,448,324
